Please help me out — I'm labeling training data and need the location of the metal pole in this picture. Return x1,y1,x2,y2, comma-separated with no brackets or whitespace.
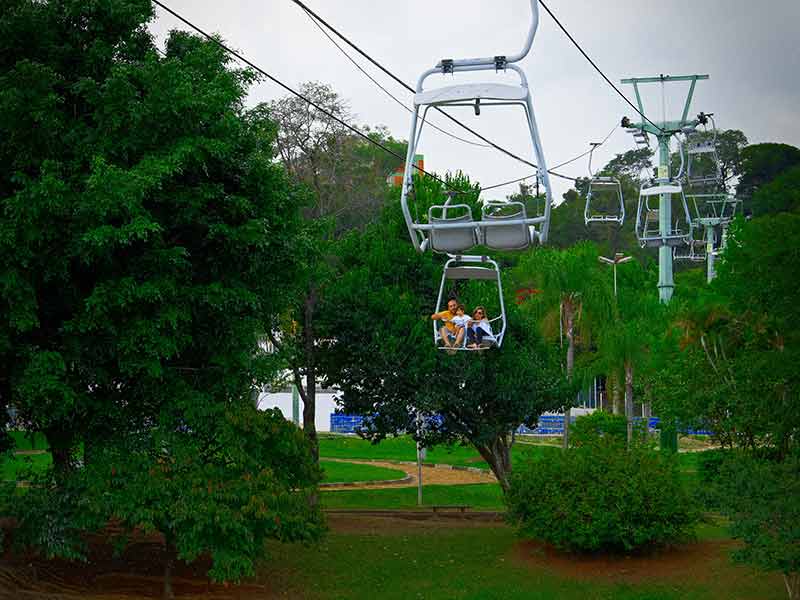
613,261,618,297
657,136,674,304
416,411,423,506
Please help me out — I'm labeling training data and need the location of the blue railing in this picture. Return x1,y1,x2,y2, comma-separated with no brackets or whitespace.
329,413,713,436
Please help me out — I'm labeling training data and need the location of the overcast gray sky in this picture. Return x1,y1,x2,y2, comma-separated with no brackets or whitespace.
150,0,800,201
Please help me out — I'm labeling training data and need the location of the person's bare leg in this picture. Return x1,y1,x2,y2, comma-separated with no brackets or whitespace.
454,328,465,348
439,326,451,347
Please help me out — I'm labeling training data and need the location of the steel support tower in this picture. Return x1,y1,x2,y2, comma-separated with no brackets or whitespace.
621,74,709,303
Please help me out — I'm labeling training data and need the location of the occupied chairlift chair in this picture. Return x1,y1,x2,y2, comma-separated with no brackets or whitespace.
584,143,625,226
399,0,552,351
399,0,553,255
433,256,506,350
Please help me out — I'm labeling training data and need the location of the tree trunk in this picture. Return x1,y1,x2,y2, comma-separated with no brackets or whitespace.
784,572,799,600
303,285,319,464
475,434,513,493
562,303,575,450
163,542,175,600
610,371,622,415
624,360,634,446
45,427,74,481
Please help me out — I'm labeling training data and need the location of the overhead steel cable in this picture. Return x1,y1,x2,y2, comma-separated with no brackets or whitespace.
549,124,618,171
478,124,619,193
289,0,542,171
301,9,491,149
537,0,665,135
150,0,456,190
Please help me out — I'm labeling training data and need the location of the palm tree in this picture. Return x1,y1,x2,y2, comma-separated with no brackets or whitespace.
513,243,613,447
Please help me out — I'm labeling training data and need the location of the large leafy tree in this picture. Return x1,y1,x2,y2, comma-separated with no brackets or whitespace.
0,1,322,589
0,1,310,468
737,143,800,209
648,214,800,455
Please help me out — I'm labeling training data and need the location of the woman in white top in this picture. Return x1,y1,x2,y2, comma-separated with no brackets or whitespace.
466,306,494,348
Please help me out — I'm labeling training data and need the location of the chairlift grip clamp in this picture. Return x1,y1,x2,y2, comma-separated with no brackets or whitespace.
494,55,507,71
441,59,454,75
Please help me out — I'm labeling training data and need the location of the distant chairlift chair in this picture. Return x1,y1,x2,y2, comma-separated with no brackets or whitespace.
584,142,625,226
635,183,693,248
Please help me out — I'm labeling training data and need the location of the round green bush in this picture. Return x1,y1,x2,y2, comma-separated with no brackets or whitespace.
569,411,627,447
506,436,698,552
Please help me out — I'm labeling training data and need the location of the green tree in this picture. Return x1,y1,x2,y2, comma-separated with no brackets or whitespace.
737,143,800,209
719,453,800,600
648,214,800,455
750,165,800,216
0,0,321,585
263,83,407,464
314,185,569,491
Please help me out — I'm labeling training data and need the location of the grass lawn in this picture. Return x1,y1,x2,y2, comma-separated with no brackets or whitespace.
9,430,48,451
319,434,559,469
0,451,51,481
260,519,782,600
321,460,406,484
322,483,505,510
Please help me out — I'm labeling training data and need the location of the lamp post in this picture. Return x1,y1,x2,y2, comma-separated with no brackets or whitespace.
598,253,634,297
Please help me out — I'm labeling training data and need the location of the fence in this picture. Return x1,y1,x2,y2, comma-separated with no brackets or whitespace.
329,413,713,436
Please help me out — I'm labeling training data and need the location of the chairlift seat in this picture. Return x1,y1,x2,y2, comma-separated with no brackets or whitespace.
429,205,478,254
415,83,528,107
444,266,498,281
481,201,534,250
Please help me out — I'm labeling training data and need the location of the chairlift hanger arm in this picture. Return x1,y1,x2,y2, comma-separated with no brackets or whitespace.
434,0,540,71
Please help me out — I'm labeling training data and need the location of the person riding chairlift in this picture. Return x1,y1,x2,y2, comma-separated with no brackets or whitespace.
467,306,495,349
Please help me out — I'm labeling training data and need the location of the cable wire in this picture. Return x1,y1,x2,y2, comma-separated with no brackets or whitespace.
549,123,618,171
290,0,541,171
151,0,456,190
302,9,491,149
538,0,665,134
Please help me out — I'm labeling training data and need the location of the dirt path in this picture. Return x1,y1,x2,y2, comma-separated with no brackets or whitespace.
321,458,496,490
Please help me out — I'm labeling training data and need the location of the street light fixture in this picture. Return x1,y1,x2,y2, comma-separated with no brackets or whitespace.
598,252,634,297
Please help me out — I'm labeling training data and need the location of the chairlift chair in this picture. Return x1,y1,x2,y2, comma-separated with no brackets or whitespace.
583,143,624,226
673,235,707,262
634,183,693,248
433,256,506,351
399,0,553,254
685,119,722,187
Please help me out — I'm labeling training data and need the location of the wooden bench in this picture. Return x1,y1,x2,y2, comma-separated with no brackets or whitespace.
430,505,470,514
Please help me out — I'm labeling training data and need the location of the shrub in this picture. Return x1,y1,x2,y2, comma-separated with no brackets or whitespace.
507,435,698,553
569,411,627,447
718,453,800,599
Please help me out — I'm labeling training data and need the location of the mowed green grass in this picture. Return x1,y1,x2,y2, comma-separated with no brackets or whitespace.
322,483,505,510
9,430,49,451
261,522,783,600
319,434,560,469
0,451,51,481
321,460,406,484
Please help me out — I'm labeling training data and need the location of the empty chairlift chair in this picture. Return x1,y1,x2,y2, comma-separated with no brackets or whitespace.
583,141,625,226
398,0,553,254
635,182,693,248
584,177,625,226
